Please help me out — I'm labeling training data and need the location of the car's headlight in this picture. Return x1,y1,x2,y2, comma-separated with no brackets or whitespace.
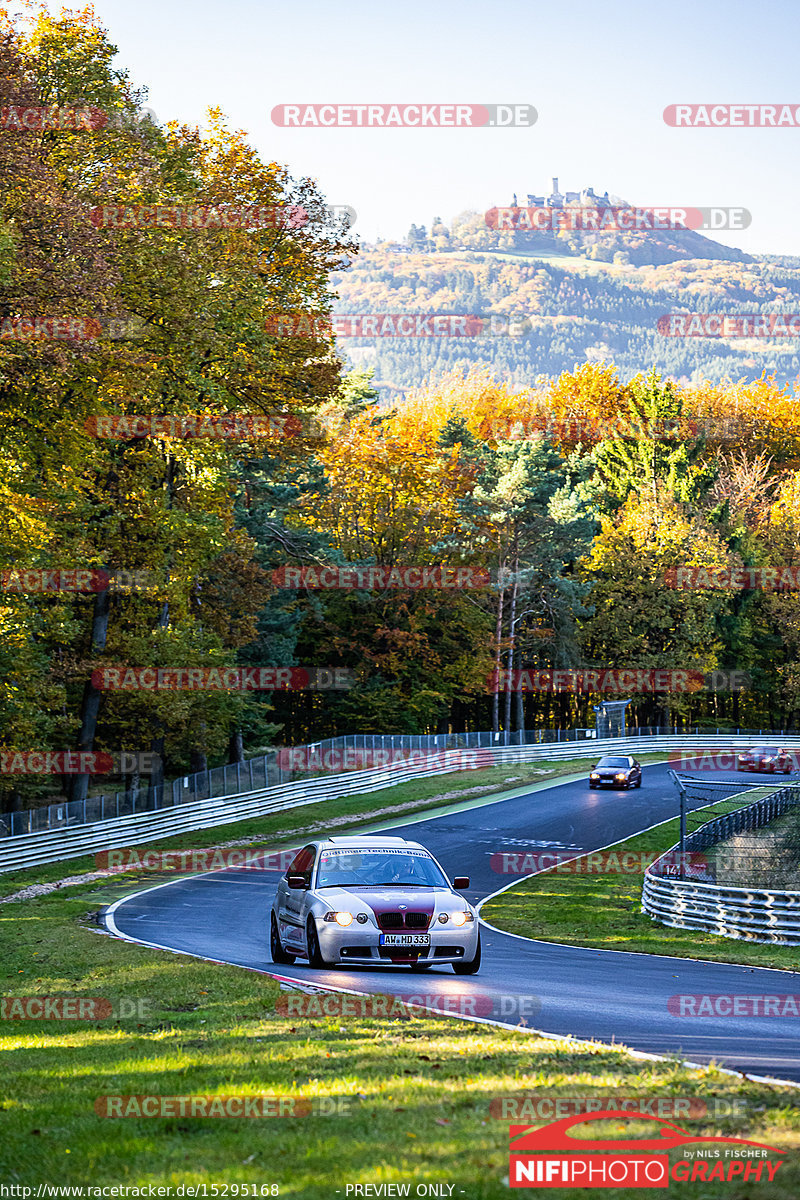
324,911,354,926
615,773,627,781
590,773,599,779
451,911,474,926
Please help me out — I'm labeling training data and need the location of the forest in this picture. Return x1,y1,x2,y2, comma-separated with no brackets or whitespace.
3,9,800,815
333,232,800,398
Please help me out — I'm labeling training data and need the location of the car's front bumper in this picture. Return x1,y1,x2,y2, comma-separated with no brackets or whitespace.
315,919,480,965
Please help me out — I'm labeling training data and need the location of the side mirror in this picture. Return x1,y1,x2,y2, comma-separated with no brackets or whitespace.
287,873,308,890
453,876,470,890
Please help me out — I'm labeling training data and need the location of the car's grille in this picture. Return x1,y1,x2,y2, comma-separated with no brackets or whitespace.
377,912,404,929
377,911,430,930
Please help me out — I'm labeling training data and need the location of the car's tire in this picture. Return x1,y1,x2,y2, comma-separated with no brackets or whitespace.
306,916,329,968
270,913,295,965
635,775,642,788
453,932,481,975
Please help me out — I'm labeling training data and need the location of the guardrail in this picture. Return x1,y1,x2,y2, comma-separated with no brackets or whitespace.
3,723,795,839
642,783,800,944
3,733,800,876
3,724,606,838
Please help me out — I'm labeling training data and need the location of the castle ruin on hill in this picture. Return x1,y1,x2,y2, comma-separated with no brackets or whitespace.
510,177,620,209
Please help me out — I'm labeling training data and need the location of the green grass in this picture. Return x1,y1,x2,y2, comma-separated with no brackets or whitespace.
482,788,800,970
0,754,669,899
2,880,800,1196
462,246,623,273
6,755,798,1194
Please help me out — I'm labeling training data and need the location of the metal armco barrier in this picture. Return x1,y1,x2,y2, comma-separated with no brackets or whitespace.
3,733,800,876
3,723,793,839
643,782,800,944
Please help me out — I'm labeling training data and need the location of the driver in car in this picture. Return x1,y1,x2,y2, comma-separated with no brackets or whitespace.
372,854,419,884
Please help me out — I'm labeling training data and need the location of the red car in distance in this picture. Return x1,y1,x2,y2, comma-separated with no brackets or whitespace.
737,746,794,774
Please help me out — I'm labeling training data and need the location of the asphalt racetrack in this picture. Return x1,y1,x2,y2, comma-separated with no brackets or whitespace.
105,762,800,1083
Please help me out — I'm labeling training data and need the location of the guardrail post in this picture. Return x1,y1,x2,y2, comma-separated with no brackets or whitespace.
679,787,686,878
668,770,687,880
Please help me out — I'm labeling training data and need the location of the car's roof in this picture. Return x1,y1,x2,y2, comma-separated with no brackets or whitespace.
317,835,427,851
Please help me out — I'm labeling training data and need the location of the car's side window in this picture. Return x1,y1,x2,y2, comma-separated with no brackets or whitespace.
286,844,316,886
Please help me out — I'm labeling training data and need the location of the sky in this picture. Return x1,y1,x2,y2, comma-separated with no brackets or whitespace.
35,0,800,255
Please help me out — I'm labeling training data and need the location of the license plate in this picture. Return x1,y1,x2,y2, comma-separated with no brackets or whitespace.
379,933,430,947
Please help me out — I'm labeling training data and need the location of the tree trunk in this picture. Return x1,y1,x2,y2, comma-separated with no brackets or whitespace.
66,584,110,803
228,729,244,763
0,789,22,814
124,769,140,811
190,749,208,774
492,572,506,734
515,682,525,736
148,733,165,807
504,541,519,743
146,577,172,809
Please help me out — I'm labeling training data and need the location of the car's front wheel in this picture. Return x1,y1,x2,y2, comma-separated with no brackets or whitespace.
270,913,295,965
306,916,330,968
453,932,481,975
635,775,642,788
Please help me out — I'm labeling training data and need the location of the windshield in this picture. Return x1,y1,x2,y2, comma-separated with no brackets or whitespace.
759,748,778,755
596,757,629,768
315,849,448,888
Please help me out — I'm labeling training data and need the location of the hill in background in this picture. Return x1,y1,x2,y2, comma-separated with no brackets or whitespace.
331,197,800,400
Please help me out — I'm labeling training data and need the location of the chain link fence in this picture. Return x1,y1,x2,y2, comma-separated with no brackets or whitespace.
653,776,800,885
1,723,795,839
644,781,800,943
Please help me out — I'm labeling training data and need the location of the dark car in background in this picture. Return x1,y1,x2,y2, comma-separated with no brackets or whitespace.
589,755,642,789
737,746,794,774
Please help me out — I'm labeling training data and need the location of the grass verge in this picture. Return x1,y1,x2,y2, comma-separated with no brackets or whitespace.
1,880,799,1196
481,788,800,970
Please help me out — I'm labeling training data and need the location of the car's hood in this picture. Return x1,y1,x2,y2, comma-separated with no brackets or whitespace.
313,885,448,913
